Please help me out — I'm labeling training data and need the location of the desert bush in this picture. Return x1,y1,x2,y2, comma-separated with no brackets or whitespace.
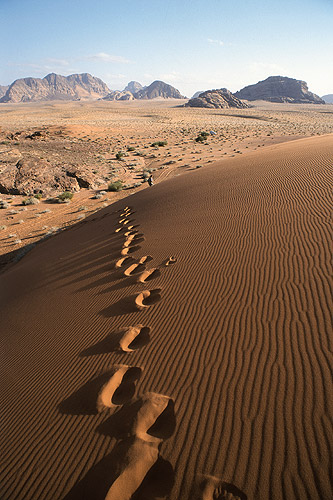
108,180,123,192
0,225,7,230
58,191,74,203
116,152,124,160
0,200,9,209
22,197,40,205
195,131,209,143
127,146,135,152
151,141,167,147
93,193,103,199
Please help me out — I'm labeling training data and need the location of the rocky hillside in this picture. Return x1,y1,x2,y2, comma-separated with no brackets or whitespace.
0,73,110,103
102,90,135,101
322,94,333,103
185,89,250,109
0,85,9,99
235,76,324,104
124,81,144,94
134,80,185,99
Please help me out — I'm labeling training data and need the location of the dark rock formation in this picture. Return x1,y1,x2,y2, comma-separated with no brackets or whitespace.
0,85,9,99
322,94,333,104
134,80,185,99
185,89,250,109
102,90,135,101
0,73,110,103
124,81,144,94
235,76,324,104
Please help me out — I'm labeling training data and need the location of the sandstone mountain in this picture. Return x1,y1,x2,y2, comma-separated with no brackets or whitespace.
123,81,144,94
191,91,205,99
322,94,333,104
102,90,135,101
134,80,185,99
0,85,9,99
185,88,250,109
0,73,110,103
235,76,324,104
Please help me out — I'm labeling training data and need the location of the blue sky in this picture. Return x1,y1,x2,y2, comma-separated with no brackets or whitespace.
1,0,332,97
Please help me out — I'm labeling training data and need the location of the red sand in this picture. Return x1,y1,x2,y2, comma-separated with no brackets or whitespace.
0,135,332,499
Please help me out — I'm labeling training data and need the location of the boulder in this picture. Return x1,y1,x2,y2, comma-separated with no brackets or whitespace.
185,89,250,109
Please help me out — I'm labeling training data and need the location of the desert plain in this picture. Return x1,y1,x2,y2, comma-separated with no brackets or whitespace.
0,99,332,499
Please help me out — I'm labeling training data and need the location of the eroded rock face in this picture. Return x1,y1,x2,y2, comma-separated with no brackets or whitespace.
124,81,144,94
0,73,110,103
234,76,325,104
0,85,9,99
185,88,250,109
102,90,135,101
134,81,185,99
0,156,80,195
322,94,333,104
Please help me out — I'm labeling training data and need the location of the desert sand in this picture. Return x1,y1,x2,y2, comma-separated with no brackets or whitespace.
0,101,332,500
1,99,333,270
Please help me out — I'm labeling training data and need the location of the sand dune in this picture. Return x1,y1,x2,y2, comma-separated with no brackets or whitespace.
0,135,332,499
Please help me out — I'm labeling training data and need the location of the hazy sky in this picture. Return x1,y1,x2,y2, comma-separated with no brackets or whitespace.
1,0,332,97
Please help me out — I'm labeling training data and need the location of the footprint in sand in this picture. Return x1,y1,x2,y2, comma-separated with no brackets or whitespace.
195,474,247,500
163,256,177,266
104,393,176,500
97,365,142,412
124,262,146,276
115,256,136,268
135,289,162,310
131,392,176,443
118,325,151,352
138,267,161,283
121,245,141,256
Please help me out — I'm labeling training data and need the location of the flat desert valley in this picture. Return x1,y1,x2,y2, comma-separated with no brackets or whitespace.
0,100,332,499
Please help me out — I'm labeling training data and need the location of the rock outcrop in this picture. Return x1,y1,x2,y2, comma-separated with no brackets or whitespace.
124,81,144,94
102,90,135,101
0,73,110,103
191,91,205,99
322,94,333,104
134,80,185,99
185,89,250,109
235,76,324,104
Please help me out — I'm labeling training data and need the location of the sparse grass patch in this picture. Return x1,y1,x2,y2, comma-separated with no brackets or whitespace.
22,197,40,206
108,180,123,192
58,191,74,203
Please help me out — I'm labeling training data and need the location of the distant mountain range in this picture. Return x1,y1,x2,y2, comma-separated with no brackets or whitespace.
102,80,185,101
321,94,333,103
0,73,110,103
234,76,324,104
0,73,328,105
0,74,186,103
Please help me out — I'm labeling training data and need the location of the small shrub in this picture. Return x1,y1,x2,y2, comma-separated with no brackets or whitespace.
195,131,209,143
0,200,9,209
22,197,40,206
151,141,167,147
0,225,7,230
116,152,124,160
108,180,123,192
93,193,103,199
58,191,74,203
34,193,43,200
127,146,135,152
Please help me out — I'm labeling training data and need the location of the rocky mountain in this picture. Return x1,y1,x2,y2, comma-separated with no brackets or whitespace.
322,94,333,103
102,90,135,101
123,81,144,94
134,80,185,99
235,76,324,104
185,89,250,109
0,73,110,103
0,85,9,99
191,91,205,99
